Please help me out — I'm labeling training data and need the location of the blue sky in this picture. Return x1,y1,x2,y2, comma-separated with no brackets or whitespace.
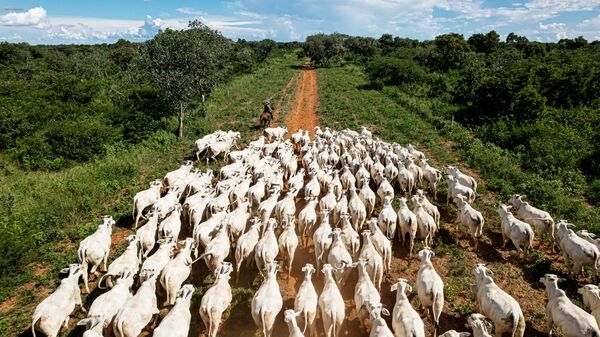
1,1,600,44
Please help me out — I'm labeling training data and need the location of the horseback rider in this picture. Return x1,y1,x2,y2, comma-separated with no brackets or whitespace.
263,100,273,119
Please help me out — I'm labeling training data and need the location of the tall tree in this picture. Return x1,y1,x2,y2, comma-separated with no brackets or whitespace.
139,20,232,139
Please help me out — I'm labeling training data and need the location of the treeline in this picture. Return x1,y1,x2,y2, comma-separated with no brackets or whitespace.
0,23,294,171
303,32,600,205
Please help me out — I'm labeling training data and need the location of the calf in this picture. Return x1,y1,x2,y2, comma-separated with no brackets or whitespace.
366,301,394,337
284,310,305,337
467,314,493,337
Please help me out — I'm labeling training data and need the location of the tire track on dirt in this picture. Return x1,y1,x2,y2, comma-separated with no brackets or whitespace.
285,61,320,137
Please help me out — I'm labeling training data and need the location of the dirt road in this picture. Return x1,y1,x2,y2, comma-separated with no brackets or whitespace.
285,61,319,137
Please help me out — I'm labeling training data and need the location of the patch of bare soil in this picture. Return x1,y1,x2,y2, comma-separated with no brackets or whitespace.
285,60,319,138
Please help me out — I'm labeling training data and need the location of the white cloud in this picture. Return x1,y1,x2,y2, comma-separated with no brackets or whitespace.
274,15,301,40
525,0,600,12
0,6,47,27
538,22,568,39
578,13,600,28
175,7,206,15
235,11,266,20
538,22,566,30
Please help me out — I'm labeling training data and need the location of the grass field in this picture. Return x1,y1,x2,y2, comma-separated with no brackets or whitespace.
0,50,299,337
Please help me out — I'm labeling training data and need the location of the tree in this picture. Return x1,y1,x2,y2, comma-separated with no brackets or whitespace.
345,36,380,60
429,33,471,71
468,31,500,54
303,33,346,66
138,20,232,139
511,85,546,122
506,32,529,49
378,33,394,54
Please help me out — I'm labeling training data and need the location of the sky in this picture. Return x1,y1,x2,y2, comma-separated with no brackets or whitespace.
1,0,600,44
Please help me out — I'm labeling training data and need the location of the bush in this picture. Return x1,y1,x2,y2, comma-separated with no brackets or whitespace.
588,179,600,205
365,56,425,88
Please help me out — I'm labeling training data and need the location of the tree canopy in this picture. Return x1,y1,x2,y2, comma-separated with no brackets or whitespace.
139,20,232,138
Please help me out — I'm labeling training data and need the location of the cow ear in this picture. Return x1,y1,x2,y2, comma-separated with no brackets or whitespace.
390,283,398,292
77,318,90,326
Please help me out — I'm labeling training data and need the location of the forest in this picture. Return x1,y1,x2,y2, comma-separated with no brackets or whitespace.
0,23,294,171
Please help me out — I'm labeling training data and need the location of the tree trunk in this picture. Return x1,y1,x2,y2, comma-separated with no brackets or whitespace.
177,101,185,139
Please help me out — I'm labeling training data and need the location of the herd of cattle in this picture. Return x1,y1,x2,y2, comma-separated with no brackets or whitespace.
30,126,600,337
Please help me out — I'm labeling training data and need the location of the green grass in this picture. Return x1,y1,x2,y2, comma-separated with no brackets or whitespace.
0,51,300,337
317,62,600,230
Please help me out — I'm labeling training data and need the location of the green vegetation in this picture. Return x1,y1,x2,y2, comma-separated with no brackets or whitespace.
308,31,600,229
0,31,284,172
0,43,299,335
138,21,233,139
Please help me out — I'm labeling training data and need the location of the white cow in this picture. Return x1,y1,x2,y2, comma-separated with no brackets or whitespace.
152,285,194,337
200,262,234,337
509,194,555,246
319,264,345,337
160,238,195,306
112,269,160,337
541,274,600,337
251,262,283,337
497,204,534,259
97,235,140,289
132,179,162,229
416,248,444,336
471,264,525,337
77,215,114,293
455,196,484,250
390,278,425,337
32,264,84,337
235,218,261,283
397,197,418,256
295,264,318,337
84,269,134,332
